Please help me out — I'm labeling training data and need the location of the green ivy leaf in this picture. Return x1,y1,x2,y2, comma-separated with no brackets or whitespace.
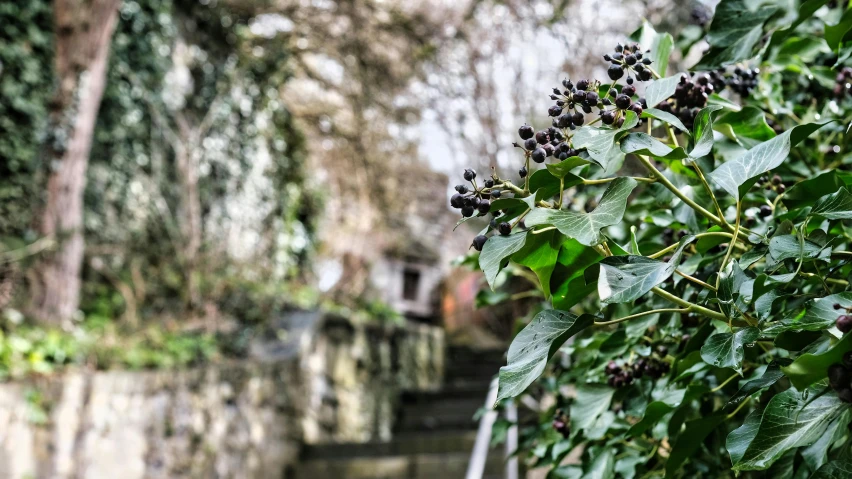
714,106,777,149
768,234,831,264
732,381,848,471
700,327,760,374
825,7,852,50
525,177,638,247
727,407,762,465
811,188,852,219
572,112,638,173
644,73,684,109
696,0,780,69
708,122,827,200
643,108,689,134
631,21,674,75
781,333,852,390
765,0,831,55
513,230,561,298
546,156,590,179
665,412,726,477
783,170,852,211
689,105,724,159
584,449,615,479
765,292,852,334
718,261,749,319
479,231,528,289
628,384,707,436
811,460,852,479
570,384,615,432
801,409,852,471
550,239,603,311
725,360,791,409
496,310,595,401
597,235,694,304
620,132,687,159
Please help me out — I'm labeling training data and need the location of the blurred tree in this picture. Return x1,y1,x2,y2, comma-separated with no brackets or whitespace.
30,0,121,325
82,0,317,323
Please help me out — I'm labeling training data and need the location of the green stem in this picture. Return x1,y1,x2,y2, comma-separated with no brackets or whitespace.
595,307,690,326
530,226,557,235
648,232,738,259
690,159,726,226
499,181,525,196
726,397,751,419
651,287,727,321
800,272,849,286
711,373,740,393
666,124,679,147
636,154,724,225
716,200,741,289
582,176,656,185
676,270,717,291
557,177,565,208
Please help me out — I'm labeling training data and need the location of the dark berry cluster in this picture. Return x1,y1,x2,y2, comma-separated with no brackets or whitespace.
656,73,714,129
449,167,524,250
449,42,664,252
449,168,493,220
603,43,654,82
655,68,760,129
605,350,670,388
834,303,852,333
834,66,852,98
515,123,580,163
828,353,852,402
727,67,761,97
552,408,570,438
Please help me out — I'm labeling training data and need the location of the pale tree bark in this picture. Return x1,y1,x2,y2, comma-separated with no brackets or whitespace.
173,112,203,308
31,0,121,325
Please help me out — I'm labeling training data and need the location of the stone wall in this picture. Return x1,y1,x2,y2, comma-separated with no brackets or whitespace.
0,313,445,479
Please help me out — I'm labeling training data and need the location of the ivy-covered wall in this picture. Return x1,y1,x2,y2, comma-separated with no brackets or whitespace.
0,1,53,239
0,0,318,322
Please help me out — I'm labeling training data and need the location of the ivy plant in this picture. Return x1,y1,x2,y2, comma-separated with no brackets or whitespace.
451,1,852,477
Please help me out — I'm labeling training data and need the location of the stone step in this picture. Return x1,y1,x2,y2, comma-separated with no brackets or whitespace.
295,451,506,479
301,430,480,459
397,407,480,432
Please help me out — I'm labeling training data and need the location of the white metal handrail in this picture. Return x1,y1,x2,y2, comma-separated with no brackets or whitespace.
466,377,519,479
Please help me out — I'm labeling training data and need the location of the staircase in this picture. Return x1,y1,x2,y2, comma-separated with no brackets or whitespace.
294,346,508,479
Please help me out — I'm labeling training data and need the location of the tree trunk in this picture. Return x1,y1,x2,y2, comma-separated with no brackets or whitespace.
31,0,120,325
174,113,203,308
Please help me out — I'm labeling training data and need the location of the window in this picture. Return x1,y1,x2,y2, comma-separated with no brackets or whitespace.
402,267,421,301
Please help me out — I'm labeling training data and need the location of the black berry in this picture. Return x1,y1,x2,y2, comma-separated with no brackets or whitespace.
463,168,476,181
615,94,631,110
518,124,534,140
838,315,852,333
532,148,546,163
498,222,511,236
607,64,624,80
472,235,488,251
